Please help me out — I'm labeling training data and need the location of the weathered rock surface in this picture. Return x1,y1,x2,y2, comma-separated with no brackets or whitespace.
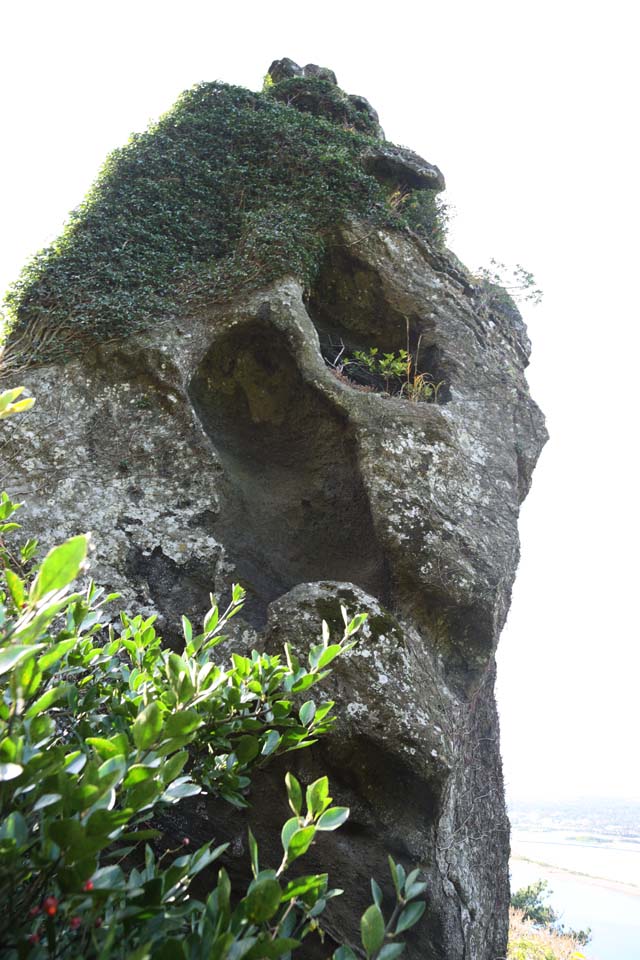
266,59,385,138
1,69,546,960
268,59,339,87
362,143,446,192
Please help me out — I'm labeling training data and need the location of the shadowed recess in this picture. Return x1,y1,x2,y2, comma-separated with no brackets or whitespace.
188,320,389,625
306,242,452,401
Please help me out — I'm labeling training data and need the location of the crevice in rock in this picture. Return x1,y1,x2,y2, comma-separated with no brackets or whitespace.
305,243,451,401
306,244,409,352
125,545,222,648
188,320,389,627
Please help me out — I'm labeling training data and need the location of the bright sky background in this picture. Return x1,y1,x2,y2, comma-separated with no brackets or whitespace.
2,0,638,801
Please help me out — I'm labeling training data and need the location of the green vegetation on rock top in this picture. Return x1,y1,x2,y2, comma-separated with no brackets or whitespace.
2,76,449,372
266,75,382,136
1,74,450,373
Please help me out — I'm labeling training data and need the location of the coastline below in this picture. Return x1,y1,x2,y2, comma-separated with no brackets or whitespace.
511,854,640,898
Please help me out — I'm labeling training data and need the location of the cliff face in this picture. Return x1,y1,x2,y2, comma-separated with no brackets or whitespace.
1,61,547,959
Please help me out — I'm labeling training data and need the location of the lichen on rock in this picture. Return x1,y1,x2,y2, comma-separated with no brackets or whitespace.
0,60,547,960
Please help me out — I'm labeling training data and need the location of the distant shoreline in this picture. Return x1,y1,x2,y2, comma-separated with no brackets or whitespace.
511,854,640,898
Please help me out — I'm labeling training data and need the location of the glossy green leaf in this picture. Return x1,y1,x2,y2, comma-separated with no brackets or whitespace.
395,901,426,934
234,735,260,764
361,903,385,956
405,881,428,901
333,948,357,960
261,729,281,757
37,638,76,671
25,682,73,717
371,877,383,908
306,776,330,818
30,793,61,813
133,701,163,750
0,811,28,845
317,644,343,669
243,876,282,922
299,700,316,725
164,709,202,737
0,645,37,677
30,535,88,601
377,944,405,960
248,827,259,877
0,762,23,781
282,873,328,903
286,826,316,863
48,818,86,852
317,806,349,831
5,569,25,608
281,816,299,854
285,772,302,816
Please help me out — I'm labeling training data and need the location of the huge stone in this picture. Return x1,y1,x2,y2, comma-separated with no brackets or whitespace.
363,143,446,191
1,73,546,960
267,57,304,83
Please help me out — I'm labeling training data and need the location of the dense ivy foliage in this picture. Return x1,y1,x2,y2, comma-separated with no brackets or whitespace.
2,77,450,372
400,190,450,251
2,82,394,367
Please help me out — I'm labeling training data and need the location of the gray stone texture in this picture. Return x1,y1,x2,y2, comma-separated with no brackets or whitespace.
2,216,546,957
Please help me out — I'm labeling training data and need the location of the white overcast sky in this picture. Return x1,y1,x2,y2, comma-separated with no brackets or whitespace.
1,0,638,801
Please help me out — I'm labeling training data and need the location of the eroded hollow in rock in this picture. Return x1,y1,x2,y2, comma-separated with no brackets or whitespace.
306,243,451,401
188,320,389,626
306,243,408,353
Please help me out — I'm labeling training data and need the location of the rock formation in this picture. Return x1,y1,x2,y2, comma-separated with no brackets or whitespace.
1,60,547,959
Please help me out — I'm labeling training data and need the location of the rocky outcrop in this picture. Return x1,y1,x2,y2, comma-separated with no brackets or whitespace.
266,58,385,138
362,144,446,192
1,64,546,959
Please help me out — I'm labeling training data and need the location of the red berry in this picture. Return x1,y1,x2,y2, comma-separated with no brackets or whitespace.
29,906,40,917
70,917,81,930
27,933,40,945
83,880,94,891
182,837,190,846
94,917,103,928
43,896,58,917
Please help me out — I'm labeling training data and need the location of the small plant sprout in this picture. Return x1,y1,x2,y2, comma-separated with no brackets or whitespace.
337,319,445,403
333,856,428,960
476,259,543,306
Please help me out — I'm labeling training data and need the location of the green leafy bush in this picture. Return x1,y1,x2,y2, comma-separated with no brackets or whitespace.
0,388,427,958
510,882,590,946
475,260,543,307
339,346,444,403
398,189,450,250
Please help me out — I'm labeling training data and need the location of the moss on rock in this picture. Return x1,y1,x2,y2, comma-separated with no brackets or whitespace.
2,82,393,369
1,74,447,374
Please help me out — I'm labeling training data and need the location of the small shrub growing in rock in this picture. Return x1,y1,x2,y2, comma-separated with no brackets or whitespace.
475,260,543,307
339,346,444,403
397,189,450,250
0,388,426,958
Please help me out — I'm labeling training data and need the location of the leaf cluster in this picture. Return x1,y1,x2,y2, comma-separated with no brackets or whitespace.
340,347,444,403
335,857,427,960
510,882,590,947
475,259,543,307
395,189,450,250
